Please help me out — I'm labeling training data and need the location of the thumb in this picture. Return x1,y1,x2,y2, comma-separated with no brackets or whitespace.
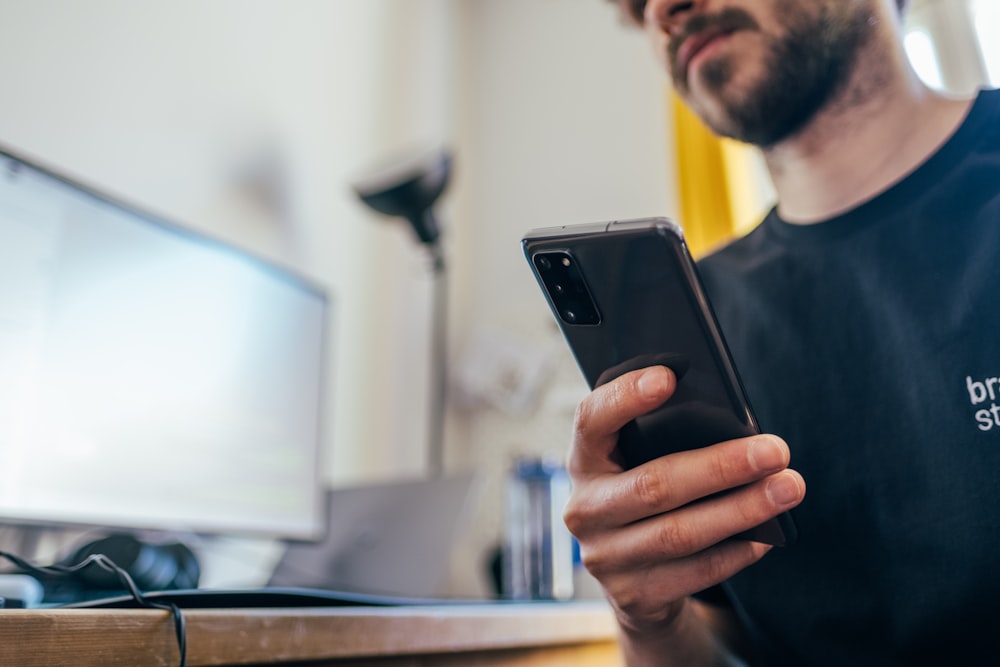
568,365,677,478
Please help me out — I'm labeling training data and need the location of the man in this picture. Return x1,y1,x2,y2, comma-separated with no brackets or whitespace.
566,0,1000,664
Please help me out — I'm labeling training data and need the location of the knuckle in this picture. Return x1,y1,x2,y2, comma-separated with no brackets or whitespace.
708,444,746,487
692,541,765,591
574,380,628,434
602,376,630,407
655,516,697,557
711,449,736,484
571,399,600,442
606,580,682,629
744,489,770,524
562,499,589,537
631,466,671,511
609,584,646,617
721,485,763,529
579,546,612,579
694,544,733,586
706,449,733,485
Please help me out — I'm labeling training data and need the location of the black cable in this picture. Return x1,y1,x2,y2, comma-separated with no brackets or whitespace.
0,550,187,667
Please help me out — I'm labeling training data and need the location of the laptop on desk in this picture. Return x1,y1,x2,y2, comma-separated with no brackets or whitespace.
267,473,480,599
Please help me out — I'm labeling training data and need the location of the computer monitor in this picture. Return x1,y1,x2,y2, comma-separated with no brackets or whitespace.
0,145,329,540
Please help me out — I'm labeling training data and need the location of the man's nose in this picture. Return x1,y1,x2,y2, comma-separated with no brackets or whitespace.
645,0,704,36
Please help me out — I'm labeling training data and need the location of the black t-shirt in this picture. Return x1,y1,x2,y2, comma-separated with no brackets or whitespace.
696,88,1000,666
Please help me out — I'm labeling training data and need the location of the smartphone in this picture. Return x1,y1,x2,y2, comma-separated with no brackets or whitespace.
522,217,796,546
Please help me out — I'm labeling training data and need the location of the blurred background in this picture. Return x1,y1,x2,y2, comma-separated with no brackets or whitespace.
0,0,994,599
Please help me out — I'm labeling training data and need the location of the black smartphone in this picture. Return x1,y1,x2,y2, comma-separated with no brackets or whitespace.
522,217,796,546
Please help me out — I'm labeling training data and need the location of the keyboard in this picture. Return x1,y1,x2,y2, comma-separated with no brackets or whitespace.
62,586,488,609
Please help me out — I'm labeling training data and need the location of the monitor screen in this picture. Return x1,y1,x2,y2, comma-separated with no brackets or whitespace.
0,146,328,540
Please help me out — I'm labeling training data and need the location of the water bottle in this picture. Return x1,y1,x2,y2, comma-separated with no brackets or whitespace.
502,456,574,600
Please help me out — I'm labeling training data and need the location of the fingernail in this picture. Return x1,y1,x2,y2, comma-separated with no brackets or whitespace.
637,366,670,398
748,437,788,472
766,473,801,507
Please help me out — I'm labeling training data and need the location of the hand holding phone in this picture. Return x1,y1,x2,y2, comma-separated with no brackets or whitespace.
522,217,797,546
563,361,803,649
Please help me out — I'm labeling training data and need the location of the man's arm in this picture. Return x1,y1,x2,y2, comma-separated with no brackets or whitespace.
564,365,805,665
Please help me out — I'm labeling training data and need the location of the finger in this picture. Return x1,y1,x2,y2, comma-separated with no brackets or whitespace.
599,539,773,627
566,434,792,531
580,470,805,570
568,365,677,478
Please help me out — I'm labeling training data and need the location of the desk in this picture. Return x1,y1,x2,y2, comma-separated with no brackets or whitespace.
1,601,624,666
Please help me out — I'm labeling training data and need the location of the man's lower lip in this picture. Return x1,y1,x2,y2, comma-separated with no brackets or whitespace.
687,32,734,75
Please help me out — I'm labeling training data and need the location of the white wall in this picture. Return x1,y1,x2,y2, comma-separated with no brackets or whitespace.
0,0,456,488
443,0,675,595
0,0,675,593
450,0,674,353
906,0,988,94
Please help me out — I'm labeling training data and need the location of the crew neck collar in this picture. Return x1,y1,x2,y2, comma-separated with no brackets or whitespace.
764,88,999,244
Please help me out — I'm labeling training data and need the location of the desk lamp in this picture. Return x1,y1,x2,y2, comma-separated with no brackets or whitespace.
352,149,453,476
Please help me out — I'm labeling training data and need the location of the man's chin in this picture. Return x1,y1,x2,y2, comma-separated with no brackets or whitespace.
679,66,788,145
682,77,744,133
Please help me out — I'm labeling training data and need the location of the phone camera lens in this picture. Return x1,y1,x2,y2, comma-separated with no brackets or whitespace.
537,256,552,271
564,310,577,323
553,284,565,295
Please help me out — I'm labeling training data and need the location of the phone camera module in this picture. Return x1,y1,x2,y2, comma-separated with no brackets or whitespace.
533,250,600,326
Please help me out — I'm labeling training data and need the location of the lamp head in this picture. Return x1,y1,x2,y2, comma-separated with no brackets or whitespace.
352,149,452,246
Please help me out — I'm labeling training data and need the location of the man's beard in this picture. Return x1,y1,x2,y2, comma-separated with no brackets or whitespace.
670,3,876,148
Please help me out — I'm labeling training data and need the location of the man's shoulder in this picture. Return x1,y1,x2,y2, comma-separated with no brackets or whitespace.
978,86,1000,107
955,87,1000,151
696,216,775,278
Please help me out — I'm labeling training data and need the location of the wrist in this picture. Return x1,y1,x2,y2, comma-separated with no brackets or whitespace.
617,597,745,667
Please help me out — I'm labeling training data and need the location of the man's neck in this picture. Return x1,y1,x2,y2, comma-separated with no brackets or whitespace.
762,37,974,225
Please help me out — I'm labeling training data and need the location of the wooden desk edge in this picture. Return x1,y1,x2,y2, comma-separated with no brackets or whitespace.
1,601,623,666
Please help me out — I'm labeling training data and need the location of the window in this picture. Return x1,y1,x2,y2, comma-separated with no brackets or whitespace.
902,0,993,94
971,0,1000,86
905,28,945,90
